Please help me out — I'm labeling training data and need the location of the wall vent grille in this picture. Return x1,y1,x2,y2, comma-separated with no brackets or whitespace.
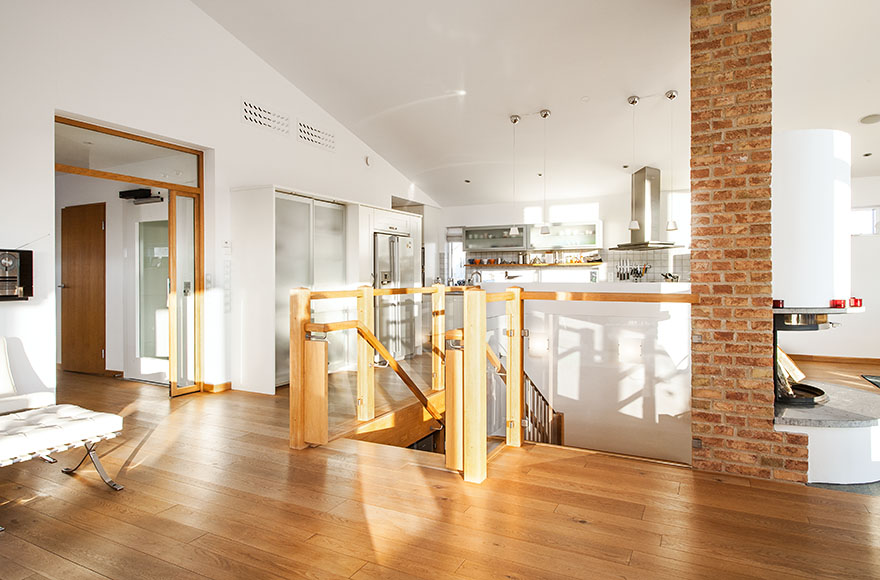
298,120,336,152
241,99,290,135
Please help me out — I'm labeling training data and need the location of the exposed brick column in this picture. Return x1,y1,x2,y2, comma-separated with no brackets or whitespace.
689,0,808,482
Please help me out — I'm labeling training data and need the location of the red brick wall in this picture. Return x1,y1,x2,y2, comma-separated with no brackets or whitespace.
689,0,808,482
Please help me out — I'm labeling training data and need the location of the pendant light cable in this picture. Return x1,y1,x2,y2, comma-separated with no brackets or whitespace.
540,109,551,235
509,115,520,237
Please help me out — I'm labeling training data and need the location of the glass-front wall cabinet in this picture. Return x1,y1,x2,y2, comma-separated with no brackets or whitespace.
528,222,602,250
463,225,528,251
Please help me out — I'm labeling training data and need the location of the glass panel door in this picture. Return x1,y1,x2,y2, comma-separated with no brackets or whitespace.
123,195,171,384
169,191,201,396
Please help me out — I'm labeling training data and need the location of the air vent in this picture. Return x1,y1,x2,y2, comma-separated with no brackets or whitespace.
298,120,336,152
241,99,290,136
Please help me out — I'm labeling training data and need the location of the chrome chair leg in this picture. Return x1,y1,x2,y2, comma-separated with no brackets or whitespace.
62,443,124,491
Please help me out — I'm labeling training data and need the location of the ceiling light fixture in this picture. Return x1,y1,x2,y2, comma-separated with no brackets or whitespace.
540,109,551,235
509,114,521,237
627,95,641,231
864,152,873,157
859,114,880,125
665,89,679,232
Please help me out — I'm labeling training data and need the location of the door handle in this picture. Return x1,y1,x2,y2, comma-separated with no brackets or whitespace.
57,283,66,289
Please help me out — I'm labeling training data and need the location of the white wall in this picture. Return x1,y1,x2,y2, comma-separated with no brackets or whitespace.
438,194,631,249
779,176,880,358
436,188,691,255
0,0,437,390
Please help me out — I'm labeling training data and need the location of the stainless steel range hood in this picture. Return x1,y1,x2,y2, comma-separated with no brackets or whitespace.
611,166,675,250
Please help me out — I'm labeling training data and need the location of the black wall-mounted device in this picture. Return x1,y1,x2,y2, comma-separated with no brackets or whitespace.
0,249,33,301
119,188,153,200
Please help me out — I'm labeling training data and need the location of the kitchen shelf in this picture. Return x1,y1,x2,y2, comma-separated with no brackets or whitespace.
466,262,604,268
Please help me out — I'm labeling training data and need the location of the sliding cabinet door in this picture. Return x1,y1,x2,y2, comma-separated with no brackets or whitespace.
275,194,312,385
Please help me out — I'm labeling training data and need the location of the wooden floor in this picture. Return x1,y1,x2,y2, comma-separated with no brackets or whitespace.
1,373,880,579
328,352,436,439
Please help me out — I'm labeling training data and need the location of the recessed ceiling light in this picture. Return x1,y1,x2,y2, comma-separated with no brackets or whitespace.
864,152,873,157
859,114,880,125
622,164,630,169
537,173,543,177
581,95,590,103
82,140,94,145
464,179,471,183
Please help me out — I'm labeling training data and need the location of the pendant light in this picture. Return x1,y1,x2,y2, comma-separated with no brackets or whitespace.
539,108,551,235
627,96,640,231
509,115,521,237
665,89,679,232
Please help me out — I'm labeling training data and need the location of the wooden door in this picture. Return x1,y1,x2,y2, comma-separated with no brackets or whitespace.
61,203,106,373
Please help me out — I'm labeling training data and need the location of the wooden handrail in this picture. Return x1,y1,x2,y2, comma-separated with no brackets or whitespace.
304,320,358,333
486,346,503,374
375,287,436,296
445,328,463,340
308,287,696,303
487,292,514,303
521,291,698,304
310,289,360,299
356,322,445,426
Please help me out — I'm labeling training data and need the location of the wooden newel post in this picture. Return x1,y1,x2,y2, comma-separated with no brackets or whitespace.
304,339,328,446
444,346,463,472
506,286,524,447
290,288,311,450
357,285,376,421
462,288,487,483
432,283,446,392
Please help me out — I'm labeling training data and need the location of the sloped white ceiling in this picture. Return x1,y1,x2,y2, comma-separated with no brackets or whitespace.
193,0,691,207
193,0,880,207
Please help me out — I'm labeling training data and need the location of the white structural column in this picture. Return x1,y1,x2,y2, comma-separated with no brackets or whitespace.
772,129,852,307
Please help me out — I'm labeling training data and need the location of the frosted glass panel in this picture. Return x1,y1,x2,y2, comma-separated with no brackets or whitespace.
275,195,312,384
313,201,348,372
313,201,345,287
138,221,169,359
175,196,196,387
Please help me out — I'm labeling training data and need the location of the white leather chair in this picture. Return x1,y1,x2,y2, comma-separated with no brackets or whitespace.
0,337,55,415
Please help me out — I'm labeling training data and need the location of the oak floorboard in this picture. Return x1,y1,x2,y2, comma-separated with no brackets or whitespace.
0,553,35,580
1,371,878,579
305,532,465,579
0,503,208,580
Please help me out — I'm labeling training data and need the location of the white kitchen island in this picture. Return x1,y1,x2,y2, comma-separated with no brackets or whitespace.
481,282,693,464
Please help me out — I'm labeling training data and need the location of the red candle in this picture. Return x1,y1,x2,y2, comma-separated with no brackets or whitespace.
830,299,846,308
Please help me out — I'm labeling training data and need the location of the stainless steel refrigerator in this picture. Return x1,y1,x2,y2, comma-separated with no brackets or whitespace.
373,232,415,359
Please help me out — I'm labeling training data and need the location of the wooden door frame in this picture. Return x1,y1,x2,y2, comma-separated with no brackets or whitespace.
55,115,205,394
168,190,203,397
60,202,106,374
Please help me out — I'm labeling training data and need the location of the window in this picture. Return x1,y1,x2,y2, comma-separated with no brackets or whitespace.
851,207,880,235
